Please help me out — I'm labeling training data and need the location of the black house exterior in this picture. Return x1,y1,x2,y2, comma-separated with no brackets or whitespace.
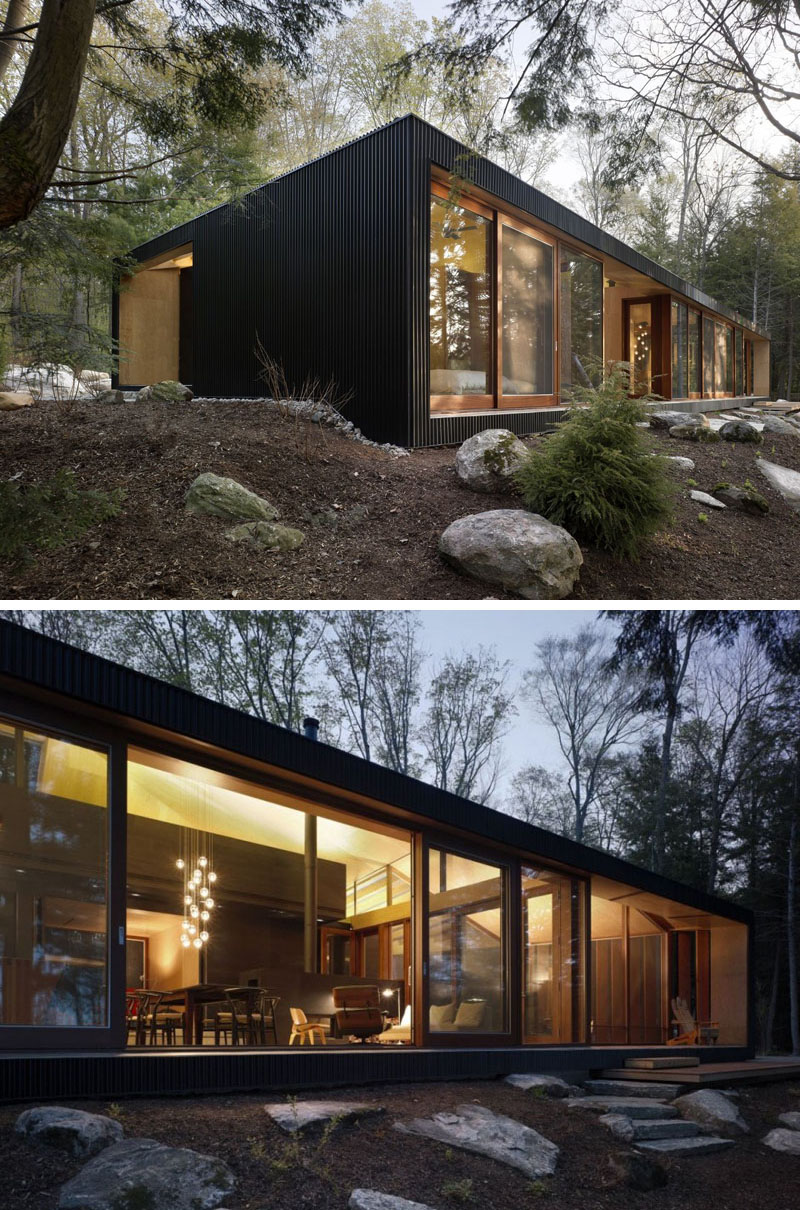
113,114,770,449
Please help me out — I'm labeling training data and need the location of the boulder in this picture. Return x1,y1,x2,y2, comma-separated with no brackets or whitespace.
58,1138,235,1209
583,1080,681,1099
762,1128,800,1156
504,1073,572,1097
349,1192,436,1210
689,490,726,509
660,455,695,471
266,1101,384,1134
95,389,126,405
669,424,720,443
185,473,278,522
454,429,528,493
761,415,800,438
712,484,769,515
439,509,582,600
675,1089,749,1137
606,1150,668,1191
224,521,304,551
719,420,762,444
567,1097,677,1120
0,390,34,411
137,380,193,403
778,1112,800,1130
395,1103,558,1178
15,1106,123,1158
758,459,800,514
649,411,707,431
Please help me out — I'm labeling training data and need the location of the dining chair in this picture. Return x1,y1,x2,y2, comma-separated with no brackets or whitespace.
215,986,278,1045
288,1007,327,1046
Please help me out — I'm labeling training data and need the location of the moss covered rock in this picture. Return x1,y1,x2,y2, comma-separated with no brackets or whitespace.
136,380,193,403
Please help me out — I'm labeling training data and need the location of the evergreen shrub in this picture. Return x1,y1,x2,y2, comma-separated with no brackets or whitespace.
0,470,124,564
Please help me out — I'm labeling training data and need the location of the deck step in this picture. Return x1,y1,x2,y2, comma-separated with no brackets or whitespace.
584,1079,681,1100
636,1136,735,1156
601,1115,701,1142
625,1057,699,1070
567,1097,678,1120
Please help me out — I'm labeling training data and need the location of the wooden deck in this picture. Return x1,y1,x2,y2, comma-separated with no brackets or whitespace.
601,1057,800,1088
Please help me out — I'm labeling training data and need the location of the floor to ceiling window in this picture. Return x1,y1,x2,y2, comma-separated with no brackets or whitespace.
627,301,653,395
0,717,109,1029
522,866,586,1043
703,316,715,397
559,248,603,401
501,223,554,398
671,301,688,398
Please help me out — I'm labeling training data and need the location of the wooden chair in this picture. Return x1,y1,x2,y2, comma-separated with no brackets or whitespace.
288,1007,327,1046
668,996,720,1046
214,986,279,1045
332,985,383,1042
140,990,184,1045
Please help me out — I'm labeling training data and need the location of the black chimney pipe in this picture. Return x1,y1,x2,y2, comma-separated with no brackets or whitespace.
302,716,319,742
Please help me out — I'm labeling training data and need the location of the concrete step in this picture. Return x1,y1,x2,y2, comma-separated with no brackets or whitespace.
625,1057,699,1070
601,1115,702,1142
584,1079,681,1100
567,1097,678,1119
636,1136,736,1157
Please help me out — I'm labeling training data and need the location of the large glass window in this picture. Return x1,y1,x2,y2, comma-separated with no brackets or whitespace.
560,249,603,400
703,316,715,396
628,302,652,395
428,848,506,1034
0,718,109,1028
715,322,730,396
429,193,493,398
501,224,554,396
688,309,701,396
735,330,744,396
671,300,688,398
522,867,585,1043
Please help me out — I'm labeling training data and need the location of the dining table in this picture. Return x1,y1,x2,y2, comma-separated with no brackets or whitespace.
158,983,228,1045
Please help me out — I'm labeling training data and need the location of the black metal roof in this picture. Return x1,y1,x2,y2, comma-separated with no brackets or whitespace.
0,620,749,925
130,113,768,340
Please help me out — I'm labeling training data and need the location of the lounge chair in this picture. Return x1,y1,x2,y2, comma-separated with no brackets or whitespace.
332,985,384,1042
668,996,719,1045
376,1003,412,1044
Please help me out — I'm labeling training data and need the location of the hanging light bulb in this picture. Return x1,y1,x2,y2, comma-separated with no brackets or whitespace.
200,930,209,942
208,872,217,884
184,894,192,906
176,858,185,870
180,932,189,945
201,910,210,922
199,856,208,868
199,886,209,898
192,937,202,949
188,924,197,936
193,868,201,881
205,897,214,909
190,904,199,918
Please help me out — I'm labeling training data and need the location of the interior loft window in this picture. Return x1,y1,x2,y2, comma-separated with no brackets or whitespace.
501,224,554,396
429,194,493,398
0,718,109,1028
559,249,603,401
428,848,507,1034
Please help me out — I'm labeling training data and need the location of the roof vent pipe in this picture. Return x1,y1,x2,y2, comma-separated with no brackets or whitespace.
303,716,319,742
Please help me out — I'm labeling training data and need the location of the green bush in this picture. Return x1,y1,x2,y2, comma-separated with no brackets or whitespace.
514,363,673,558
0,469,124,564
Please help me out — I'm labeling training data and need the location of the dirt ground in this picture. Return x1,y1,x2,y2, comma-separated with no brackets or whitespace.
1,1077,799,1210
1,399,799,601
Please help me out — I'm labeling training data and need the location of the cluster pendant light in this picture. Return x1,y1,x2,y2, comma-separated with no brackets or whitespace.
177,842,217,951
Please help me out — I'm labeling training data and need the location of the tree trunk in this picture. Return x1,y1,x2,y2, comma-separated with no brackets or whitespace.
653,706,676,874
764,941,780,1055
0,0,96,229
0,0,28,83
10,261,23,351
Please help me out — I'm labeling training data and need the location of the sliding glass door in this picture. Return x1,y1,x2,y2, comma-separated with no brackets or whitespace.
499,221,554,404
559,248,603,401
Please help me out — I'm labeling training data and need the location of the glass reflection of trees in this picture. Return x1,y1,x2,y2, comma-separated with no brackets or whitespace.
429,195,492,395
0,721,108,1028
502,226,554,395
560,250,603,399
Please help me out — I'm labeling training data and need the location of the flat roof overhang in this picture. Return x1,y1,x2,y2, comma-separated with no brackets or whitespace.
0,622,751,930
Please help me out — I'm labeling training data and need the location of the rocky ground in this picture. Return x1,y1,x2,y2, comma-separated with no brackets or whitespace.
2,1076,800,1210
1,398,800,600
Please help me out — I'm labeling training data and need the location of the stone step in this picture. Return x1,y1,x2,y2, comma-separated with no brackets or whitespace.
625,1057,699,1070
584,1079,681,1100
637,1136,735,1157
601,1115,702,1142
567,1097,678,1120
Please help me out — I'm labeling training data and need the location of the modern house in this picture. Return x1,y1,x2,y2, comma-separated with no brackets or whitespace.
0,621,753,1100
113,114,771,449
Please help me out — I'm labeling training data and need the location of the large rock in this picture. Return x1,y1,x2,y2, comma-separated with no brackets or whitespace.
567,1097,677,1120
349,1193,436,1210
689,490,726,509
778,1111,800,1130
600,1115,699,1142
266,1101,384,1134
58,1138,235,1209
395,1103,558,1178
224,521,304,551
675,1089,749,1137
606,1150,668,1191
719,419,762,444
454,429,528,493
649,411,707,431
504,1073,572,1097
762,1128,800,1156
0,390,34,411
137,380,193,403
660,455,695,471
15,1106,123,1158
669,424,720,443
439,509,582,600
96,389,126,405
712,484,769,514
185,473,278,522
758,459,800,514
583,1080,680,1099
761,415,800,437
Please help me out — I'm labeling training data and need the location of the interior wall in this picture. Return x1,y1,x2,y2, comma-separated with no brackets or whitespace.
710,925,749,1045
118,267,180,385
148,921,198,990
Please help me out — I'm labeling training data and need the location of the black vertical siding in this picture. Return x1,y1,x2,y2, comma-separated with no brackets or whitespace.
116,115,767,447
